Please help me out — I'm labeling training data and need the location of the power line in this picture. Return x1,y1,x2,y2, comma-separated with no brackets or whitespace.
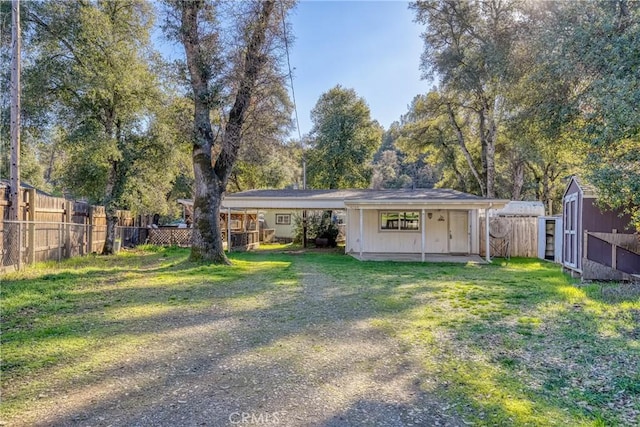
279,1,305,190
279,1,301,142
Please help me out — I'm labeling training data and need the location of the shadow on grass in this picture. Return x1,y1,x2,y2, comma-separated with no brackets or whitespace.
1,251,638,426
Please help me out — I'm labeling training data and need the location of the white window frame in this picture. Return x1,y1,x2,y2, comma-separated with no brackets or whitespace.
379,211,420,232
275,213,291,225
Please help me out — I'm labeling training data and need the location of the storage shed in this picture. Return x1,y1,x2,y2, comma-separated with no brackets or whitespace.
562,176,640,280
537,216,563,263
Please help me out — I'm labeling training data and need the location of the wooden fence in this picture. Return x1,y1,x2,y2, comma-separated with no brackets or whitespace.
1,187,144,272
480,216,538,258
582,231,640,281
147,228,266,251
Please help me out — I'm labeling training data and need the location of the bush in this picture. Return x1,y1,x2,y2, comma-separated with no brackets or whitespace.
293,211,339,247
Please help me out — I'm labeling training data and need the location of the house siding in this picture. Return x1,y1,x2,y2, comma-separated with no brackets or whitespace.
262,210,298,239
346,209,476,255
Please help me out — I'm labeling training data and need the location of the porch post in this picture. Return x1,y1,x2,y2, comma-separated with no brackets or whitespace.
421,209,425,262
485,204,492,263
227,207,232,253
359,208,364,258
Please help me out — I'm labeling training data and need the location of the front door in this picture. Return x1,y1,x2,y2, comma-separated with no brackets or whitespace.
425,210,448,253
449,211,470,253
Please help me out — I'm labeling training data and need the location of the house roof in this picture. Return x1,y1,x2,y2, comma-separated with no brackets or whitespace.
0,179,55,197
222,188,508,210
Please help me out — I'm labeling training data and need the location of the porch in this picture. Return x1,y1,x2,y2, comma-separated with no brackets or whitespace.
349,252,486,263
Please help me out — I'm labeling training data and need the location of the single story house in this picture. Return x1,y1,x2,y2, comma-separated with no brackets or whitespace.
223,188,508,262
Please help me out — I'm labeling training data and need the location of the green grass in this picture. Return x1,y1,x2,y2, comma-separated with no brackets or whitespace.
1,249,639,426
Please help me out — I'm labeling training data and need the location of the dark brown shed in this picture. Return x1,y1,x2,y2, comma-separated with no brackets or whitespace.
562,176,639,280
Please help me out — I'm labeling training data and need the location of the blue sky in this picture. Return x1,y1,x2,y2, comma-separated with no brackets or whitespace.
155,1,427,138
288,0,426,137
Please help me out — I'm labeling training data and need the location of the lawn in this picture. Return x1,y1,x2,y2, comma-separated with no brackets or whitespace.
1,246,638,426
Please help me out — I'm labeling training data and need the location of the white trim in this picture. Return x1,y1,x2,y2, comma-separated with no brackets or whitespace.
563,193,578,268
227,207,232,253
485,206,491,262
468,210,472,253
274,213,291,225
379,210,421,232
359,208,364,258
421,209,426,262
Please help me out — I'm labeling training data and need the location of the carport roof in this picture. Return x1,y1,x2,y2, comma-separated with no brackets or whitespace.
222,188,508,210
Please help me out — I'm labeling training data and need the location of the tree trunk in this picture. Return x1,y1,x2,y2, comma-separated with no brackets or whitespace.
190,145,229,263
101,111,118,255
511,159,525,200
102,204,118,255
179,0,275,264
446,103,485,196
478,97,497,198
101,157,122,255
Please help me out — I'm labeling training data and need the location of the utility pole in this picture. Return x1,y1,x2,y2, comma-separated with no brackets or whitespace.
10,0,21,221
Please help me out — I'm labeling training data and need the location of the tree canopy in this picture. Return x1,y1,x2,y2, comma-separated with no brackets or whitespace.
403,0,638,228
306,85,382,189
17,0,188,253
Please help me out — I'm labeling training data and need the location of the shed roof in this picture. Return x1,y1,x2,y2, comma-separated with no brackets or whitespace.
564,175,598,199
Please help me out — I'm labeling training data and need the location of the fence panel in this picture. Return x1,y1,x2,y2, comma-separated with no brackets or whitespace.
118,226,148,247
480,216,538,258
586,234,613,267
148,228,192,246
0,220,148,273
617,246,640,275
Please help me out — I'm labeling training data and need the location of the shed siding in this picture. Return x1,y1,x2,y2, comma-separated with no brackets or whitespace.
582,200,634,233
565,179,581,198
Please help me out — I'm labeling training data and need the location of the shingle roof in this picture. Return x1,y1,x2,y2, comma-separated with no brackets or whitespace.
225,188,486,201
571,176,598,198
0,179,55,197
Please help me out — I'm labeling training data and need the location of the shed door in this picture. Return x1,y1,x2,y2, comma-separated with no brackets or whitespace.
563,194,578,268
449,211,469,253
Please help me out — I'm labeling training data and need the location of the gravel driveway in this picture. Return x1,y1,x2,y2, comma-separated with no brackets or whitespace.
20,260,461,427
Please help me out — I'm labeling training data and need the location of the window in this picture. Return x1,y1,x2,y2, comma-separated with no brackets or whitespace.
275,214,291,225
380,211,420,231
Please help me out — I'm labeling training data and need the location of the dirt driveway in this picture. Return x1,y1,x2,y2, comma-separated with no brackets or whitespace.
19,261,461,427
